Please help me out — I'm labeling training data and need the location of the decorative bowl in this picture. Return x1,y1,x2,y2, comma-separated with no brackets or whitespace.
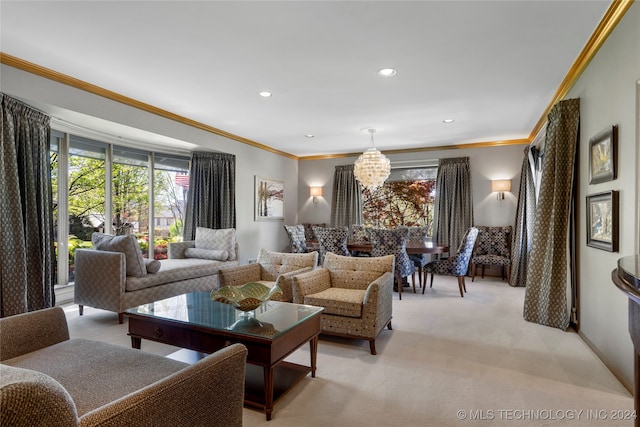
210,282,283,312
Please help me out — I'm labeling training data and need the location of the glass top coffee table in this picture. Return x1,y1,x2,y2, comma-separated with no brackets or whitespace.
125,291,323,421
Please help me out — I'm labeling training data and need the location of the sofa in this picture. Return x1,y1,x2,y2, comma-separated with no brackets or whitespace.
218,248,318,302
0,307,247,427
74,228,240,323
291,252,395,354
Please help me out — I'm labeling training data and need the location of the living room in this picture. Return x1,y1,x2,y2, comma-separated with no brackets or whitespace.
1,1,639,425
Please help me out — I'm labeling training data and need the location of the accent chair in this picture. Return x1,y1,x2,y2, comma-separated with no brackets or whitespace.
367,227,415,299
470,225,512,281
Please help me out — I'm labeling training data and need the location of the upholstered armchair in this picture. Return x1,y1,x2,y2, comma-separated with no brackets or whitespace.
291,252,395,355
218,248,318,302
283,224,308,253
367,227,415,298
471,225,512,281
313,226,351,265
423,227,479,297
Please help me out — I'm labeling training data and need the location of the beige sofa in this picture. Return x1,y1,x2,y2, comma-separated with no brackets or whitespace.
218,248,318,302
0,307,247,427
74,229,240,323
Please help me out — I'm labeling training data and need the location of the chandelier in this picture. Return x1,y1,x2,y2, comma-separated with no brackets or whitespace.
354,128,391,190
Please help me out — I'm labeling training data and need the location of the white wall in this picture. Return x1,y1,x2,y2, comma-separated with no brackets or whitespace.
298,144,524,230
566,2,639,388
0,65,299,262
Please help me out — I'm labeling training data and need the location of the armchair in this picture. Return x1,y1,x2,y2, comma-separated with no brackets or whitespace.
423,227,479,297
291,252,395,355
471,225,512,281
218,248,318,302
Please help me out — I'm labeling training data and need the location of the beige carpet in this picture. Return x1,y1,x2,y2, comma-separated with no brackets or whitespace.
63,276,634,426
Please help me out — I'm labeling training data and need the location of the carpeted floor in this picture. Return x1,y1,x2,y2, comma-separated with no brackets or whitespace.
63,275,634,426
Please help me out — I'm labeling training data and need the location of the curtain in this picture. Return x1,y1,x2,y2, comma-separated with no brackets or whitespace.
523,98,579,330
509,146,537,287
432,157,474,249
330,164,362,227
183,151,236,239
0,94,55,316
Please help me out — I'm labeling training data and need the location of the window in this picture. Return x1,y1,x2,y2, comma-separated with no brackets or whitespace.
362,167,436,234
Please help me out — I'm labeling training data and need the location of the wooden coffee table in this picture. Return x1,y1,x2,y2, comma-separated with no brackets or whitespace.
125,291,323,421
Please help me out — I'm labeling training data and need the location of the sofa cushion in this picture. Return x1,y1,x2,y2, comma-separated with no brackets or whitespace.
125,258,233,292
195,227,237,261
304,288,366,318
144,258,162,274
92,233,146,277
185,247,229,261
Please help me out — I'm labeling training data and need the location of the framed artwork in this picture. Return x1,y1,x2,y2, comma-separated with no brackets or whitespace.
589,125,617,184
586,190,619,252
255,176,284,221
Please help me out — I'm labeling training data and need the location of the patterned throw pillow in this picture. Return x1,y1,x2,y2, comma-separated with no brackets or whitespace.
195,227,237,261
92,233,146,277
283,225,307,253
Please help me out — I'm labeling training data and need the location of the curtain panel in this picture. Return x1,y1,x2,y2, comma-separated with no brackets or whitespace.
432,157,474,249
0,93,55,316
330,164,363,227
183,151,236,240
523,98,580,330
509,146,537,287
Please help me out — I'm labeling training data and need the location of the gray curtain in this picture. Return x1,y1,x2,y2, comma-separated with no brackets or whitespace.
1,94,55,316
523,98,579,330
183,151,236,240
432,157,474,249
330,164,362,227
509,146,537,287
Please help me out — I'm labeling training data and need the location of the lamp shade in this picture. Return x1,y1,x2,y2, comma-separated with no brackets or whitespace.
309,186,323,197
491,180,511,193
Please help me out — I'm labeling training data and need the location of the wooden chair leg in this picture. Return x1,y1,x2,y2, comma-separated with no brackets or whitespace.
457,276,465,297
369,339,377,355
79,305,84,316
387,319,393,330
118,312,124,324
506,265,511,281
471,263,476,282
481,265,485,278
411,271,417,293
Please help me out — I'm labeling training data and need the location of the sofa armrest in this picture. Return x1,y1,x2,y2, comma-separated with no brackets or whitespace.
291,268,331,304
74,249,126,313
168,240,195,259
275,267,314,302
218,263,262,287
0,307,70,361
79,344,248,427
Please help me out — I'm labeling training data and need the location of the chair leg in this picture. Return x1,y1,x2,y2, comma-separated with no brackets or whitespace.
471,263,476,282
481,265,485,278
411,272,417,293
79,305,84,316
118,312,124,324
387,319,393,330
396,272,402,300
369,339,377,355
457,276,465,297
506,265,511,282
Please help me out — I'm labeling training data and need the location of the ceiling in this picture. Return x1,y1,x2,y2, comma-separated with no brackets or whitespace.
0,1,614,159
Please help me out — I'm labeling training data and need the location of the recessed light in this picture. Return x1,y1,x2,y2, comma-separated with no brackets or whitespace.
305,134,315,138
259,91,272,98
378,68,397,77
443,119,455,123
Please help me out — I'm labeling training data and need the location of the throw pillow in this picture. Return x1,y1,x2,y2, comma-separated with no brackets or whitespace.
144,258,161,274
92,233,146,277
184,248,229,261
194,227,237,261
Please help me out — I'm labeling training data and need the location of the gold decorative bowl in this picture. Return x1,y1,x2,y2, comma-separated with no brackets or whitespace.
210,282,283,312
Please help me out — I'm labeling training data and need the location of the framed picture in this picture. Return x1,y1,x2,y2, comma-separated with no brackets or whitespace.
589,125,617,184
255,176,284,221
586,190,619,252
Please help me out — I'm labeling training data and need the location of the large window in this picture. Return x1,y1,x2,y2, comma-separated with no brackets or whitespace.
362,167,436,233
51,131,190,287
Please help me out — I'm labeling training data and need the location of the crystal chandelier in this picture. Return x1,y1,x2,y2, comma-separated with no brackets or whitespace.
354,128,391,190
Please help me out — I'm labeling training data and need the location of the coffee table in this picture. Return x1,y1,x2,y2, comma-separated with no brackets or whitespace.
125,291,323,421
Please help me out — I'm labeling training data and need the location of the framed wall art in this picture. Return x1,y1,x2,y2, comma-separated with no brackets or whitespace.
586,190,619,252
255,176,284,221
589,125,617,184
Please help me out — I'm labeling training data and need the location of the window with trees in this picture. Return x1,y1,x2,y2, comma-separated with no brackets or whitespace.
362,167,437,233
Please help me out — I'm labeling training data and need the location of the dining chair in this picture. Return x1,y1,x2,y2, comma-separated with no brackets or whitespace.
312,226,351,265
423,227,479,297
283,224,308,253
470,225,512,281
399,225,430,290
349,224,370,257
367,227,415,299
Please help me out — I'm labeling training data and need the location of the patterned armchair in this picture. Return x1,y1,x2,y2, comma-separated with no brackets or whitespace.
218,248,318,302
423,227,479,297
283,224,308,253
470,226,512,281
367,228,415,299
313,226,351,265
291,252,395,355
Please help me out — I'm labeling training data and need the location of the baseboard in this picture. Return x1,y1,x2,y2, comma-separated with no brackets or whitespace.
578,330,633,394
